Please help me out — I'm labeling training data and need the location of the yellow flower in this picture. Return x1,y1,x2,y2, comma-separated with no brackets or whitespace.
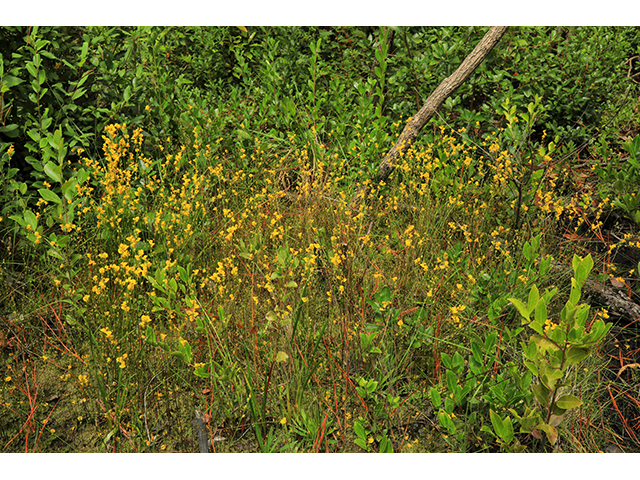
100,327,113,341
140,315,152,328
280,417,287,425
116,354,128,369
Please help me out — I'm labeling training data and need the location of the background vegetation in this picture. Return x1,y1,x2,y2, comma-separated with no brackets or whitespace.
1,26,639,452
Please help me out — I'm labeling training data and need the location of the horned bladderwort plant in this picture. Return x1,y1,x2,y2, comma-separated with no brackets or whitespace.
505,253,612,447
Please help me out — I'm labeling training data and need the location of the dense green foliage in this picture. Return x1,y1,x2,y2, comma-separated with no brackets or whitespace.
1,26,639,453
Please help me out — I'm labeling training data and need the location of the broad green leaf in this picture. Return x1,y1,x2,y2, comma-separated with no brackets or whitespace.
556,394,583,409
39,188,62,204
444,396,455,415
523,240,533,261
527,284,539,312
440,352,452,370
446,370,457,394
502,416,514,444
480,425,496,436
26,62,37,79
542,287,558,304
539,256,551,276
489,409,504,435
565,347,589,364
534,297,547,324
1,75,23,88
582,254,594,277
575,304,591,327
438,411,456,434
531,234,540,254
452,351,465,371
524,361,538,377
490,409,513,443
0,124,19,136
548,414,564,427
429,386,442,408
42,116,52,131
471,340,483,363
354,439,369,450
277,246,288,265
539,423,558,445
561,303,577,323
51,128,63,150
572,254,580,274
47,247,65,260
518,413,539,432
573,254,592,285
378,285,392,304
177,265,188,284
569,278,581,305
62,178,78,201
484,332,497,353
44,161,62,183
508,297,530,321
379,436,394,453
177,340,192,363
171,350,186,361
531,334,560,351
551,401,567,416
71,87,87,101
194,364,210,378
24,210,38,230
532,383,549,407
523,339,537,359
